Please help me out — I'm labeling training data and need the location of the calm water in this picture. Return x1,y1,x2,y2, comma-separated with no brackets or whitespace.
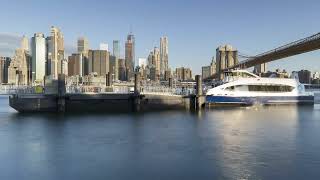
1,96,320,180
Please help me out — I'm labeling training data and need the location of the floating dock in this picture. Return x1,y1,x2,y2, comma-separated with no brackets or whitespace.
9,74,206,113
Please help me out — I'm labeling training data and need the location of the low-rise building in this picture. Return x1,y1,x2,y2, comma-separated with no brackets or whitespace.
202,57,216,80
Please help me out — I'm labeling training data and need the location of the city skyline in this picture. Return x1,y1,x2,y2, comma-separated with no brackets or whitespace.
1,0,320,74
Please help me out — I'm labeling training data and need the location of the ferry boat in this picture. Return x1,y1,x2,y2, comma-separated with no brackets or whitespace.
206,70,314,106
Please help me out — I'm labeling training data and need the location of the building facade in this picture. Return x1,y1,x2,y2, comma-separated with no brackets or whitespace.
164,69,171,81
77,37,89,55
118,58,126,81
113,40,120,59
125,33,135,80
46,26,64,79
88,50,109,77
68,53,83,76
147,47,161,81
31,33,46,83
0,57,11,84
21,35,29,51
109,55,119,81
8,49,31,85
202,57,216,79
160,36,169,79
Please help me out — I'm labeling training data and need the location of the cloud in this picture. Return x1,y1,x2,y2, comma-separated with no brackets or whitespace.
0,32,77,58
0,33,22,57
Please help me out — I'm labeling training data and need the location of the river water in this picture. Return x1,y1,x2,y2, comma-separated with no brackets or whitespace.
1,96,320,180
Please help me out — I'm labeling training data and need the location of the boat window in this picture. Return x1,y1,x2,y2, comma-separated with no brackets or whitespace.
232,85,294,92
225,86,235,91
248,85,294,92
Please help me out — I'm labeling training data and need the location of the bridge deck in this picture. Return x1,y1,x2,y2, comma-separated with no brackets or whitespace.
223,32,320,71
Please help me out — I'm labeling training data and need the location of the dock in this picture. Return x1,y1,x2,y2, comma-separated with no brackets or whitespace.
8,74,206,113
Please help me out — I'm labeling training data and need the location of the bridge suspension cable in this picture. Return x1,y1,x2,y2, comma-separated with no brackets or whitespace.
226,32,320,70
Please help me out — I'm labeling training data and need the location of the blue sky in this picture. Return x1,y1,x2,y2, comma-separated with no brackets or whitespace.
0,0,320,74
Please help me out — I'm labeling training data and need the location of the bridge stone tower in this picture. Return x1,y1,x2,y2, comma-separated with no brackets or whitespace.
216,45,238,80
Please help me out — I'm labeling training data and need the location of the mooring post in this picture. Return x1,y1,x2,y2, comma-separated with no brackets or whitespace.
195,75,205,110
106,73,110,87
134,73,140,95
169,77,173,88
196,75,202,96
57,74,66,112
108,72,113,86
133,73,141,112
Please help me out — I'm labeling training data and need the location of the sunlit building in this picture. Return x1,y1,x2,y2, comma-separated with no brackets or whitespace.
31,33,46,83
77,37,89,55
46,26,64,79
160,36,169,78
202,57,216,79
125,33,135,80
88,50,109,76
8,48,31,85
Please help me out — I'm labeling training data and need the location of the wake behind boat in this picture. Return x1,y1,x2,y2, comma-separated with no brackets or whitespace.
206,70,314,106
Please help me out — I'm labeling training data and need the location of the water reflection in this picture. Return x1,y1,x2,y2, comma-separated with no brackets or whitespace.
1,97,320,179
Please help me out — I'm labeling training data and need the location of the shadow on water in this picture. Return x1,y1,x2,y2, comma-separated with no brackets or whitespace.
8,104,319,119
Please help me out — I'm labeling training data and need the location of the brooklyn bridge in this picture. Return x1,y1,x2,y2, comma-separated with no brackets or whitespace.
222,32,320,72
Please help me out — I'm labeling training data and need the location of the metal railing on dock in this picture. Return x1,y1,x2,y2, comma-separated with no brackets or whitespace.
141,86,195,96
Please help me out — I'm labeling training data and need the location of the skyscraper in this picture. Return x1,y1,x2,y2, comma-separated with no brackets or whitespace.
109,55,118,81
77,37,89,54
125,33,135,80
46,26,64,79
21,35,29,52
8,37,31,85
160,36,169,78
147,47,160,81
113,40,120,59
118,58,126,81
8,49,31,85
31,33,46,83
112,40,120,81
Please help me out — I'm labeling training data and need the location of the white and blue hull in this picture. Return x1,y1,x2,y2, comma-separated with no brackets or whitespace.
206,95,314,106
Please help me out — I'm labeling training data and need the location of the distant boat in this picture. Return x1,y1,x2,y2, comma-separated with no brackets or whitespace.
206,70,314,106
